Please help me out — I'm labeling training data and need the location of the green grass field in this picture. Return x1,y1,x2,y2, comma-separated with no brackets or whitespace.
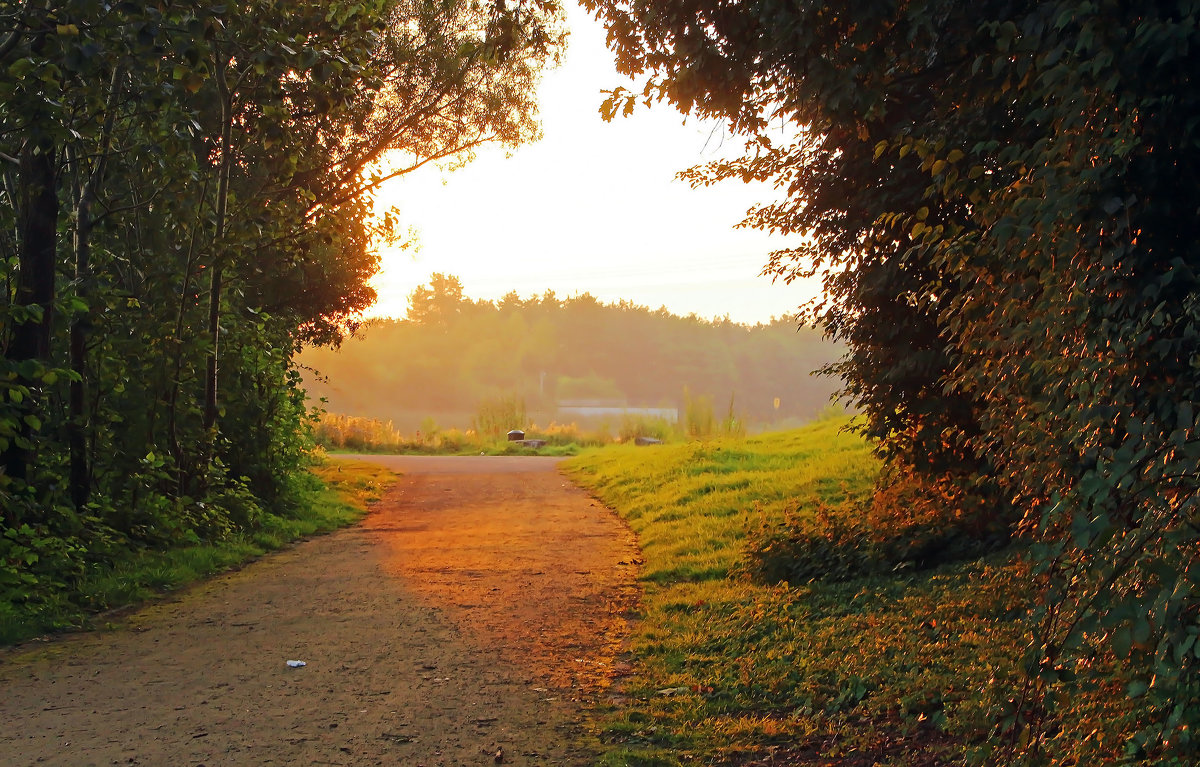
565,418,1032,766
0,459,394,646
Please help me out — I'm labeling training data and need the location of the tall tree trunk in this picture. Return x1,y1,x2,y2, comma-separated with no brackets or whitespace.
68,158,91,509
67,65,123,509
203,51,233,438
203,263,223,432
3,137,58,487
166,189,206,489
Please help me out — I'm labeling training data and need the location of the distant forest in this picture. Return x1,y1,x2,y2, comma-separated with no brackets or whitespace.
300,274,842,431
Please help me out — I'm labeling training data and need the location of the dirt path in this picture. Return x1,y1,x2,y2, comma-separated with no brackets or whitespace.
0,456,640,767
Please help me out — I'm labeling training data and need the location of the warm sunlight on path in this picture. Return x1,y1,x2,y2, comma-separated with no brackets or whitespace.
0,457,640,767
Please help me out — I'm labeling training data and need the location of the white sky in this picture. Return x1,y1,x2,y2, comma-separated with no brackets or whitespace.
366,2,821,325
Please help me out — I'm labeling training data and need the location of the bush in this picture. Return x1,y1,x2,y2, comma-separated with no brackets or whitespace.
207,477,267,532
312,412,406,452
618,413,675,443
683,387,714,438
473,393,526,439
436,427,468,452
746,471,1013,585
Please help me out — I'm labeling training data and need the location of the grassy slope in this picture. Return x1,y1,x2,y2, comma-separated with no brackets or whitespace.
0,459,394,645
565,419,1028,766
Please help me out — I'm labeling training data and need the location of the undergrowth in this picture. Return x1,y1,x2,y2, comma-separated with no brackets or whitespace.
0,458,393,645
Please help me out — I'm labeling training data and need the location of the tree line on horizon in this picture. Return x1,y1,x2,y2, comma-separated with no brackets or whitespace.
299,273,843,432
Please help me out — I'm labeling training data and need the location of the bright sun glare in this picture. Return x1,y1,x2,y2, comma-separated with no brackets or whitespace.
366,2,821,326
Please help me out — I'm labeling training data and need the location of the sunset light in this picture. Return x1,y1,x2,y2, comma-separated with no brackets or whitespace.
4,2,1192,764
367,2,821,325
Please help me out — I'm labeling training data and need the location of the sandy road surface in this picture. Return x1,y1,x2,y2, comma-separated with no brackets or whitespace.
0,456,640,767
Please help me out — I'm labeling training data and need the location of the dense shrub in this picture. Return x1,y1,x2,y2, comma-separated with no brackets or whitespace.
747,471,1013,585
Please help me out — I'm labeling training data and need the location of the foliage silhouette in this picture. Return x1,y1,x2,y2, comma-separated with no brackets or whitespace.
583,0,1200,762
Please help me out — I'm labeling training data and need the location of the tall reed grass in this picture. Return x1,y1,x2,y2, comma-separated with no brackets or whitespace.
314,395,757,455
311,412,615,454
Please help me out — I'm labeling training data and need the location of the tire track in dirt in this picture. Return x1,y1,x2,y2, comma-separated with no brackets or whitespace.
0,456,640,767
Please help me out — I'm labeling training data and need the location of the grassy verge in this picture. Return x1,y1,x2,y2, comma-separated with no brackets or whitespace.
0,458,395,646
564,419,1028,766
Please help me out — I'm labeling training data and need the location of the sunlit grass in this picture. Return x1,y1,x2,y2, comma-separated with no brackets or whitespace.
565,419,1028,765
571,422,877,585
309,458,394,509
0,459,395,646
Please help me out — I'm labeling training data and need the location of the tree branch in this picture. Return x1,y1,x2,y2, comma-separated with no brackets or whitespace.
0,0,35,64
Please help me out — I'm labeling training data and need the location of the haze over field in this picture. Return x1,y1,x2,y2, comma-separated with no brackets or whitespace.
301,275,842,433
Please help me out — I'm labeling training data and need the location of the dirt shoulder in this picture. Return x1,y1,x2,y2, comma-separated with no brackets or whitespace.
0,456,640,767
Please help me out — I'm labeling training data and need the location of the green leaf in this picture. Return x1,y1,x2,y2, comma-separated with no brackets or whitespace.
1112,626,1133,659
8,58,35,79
1131,616,1152,645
